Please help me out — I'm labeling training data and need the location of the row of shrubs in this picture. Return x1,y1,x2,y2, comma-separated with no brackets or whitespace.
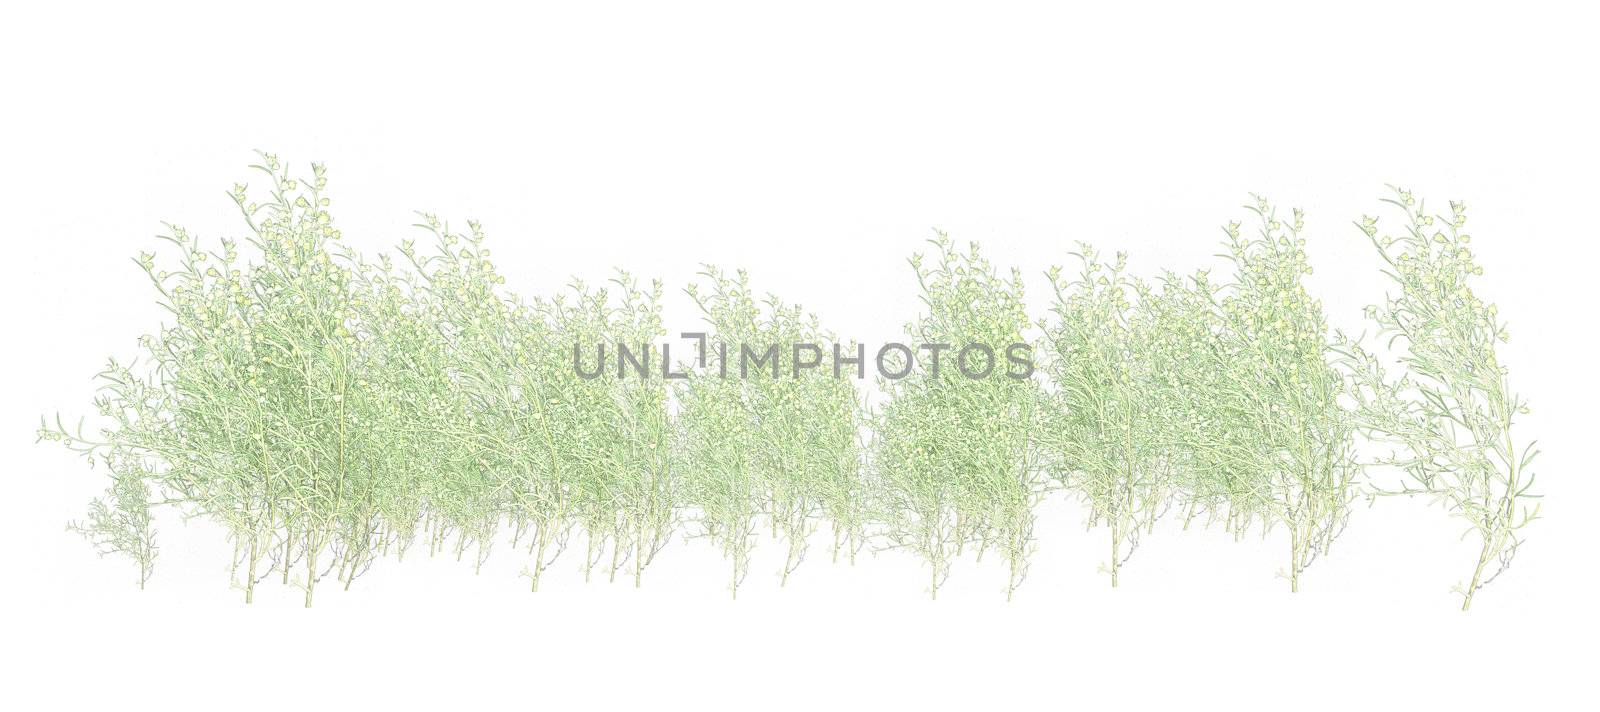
41,154,1538,609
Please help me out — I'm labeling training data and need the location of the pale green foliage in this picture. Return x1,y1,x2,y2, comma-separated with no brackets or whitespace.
38,154,680,605
1132,269,1226,530
595,277,677,586
1041,247,1172,586
41,154,377,605
677,267,863,597
1043,220,1360,593
70,467,158,589
352,237,452,565
1205,199,1360,591
41,362,165,589
38,158,1538,608
399,218,674,591
543,273,673,587
1340,189,1539,610
872,235,1042,599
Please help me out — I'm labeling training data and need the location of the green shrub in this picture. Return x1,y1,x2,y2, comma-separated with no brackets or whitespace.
677,267,862,597
1204,199,1360,591
1340,189,1540,610
871,235,1042,599
1041,247,1172,586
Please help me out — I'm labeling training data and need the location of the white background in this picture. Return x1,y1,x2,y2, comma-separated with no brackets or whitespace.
3,1,1596,709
